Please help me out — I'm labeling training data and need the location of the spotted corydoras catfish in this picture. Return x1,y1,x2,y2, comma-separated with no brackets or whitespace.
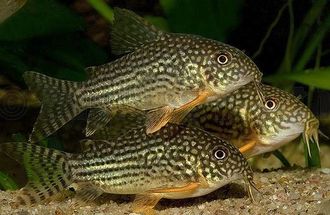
91,83,319,159
184,83,320,158
0,124,255,215
23,8,262,142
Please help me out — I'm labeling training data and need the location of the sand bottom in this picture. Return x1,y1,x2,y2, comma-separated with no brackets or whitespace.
0,169,330,215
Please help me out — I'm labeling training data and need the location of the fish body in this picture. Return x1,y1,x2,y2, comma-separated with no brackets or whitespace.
80,34,259,110
0,124,254,214
92,83,319,158
23,8,261,142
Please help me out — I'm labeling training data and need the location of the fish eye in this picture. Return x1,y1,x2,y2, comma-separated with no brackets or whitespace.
264,98,277,110
214,148,228,160
217,53,231,65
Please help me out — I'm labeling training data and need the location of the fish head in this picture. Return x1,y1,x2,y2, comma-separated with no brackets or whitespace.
244,83,319,157
203,137,254,191
193,39,262,96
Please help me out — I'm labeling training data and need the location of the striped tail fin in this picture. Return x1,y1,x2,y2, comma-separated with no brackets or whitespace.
23,71,85,142
0,142,73,205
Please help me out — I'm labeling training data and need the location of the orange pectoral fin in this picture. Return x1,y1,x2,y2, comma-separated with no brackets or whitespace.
149,182,200,194
132,183,200,215
145,90,214,133
239,139,257,154
170,90,215,124
132,193,162,215
146,106,174,134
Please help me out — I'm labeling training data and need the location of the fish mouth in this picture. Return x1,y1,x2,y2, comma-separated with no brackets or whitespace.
222,75,254,95
213,74,256,96
303,118,320,157
246,63,262,83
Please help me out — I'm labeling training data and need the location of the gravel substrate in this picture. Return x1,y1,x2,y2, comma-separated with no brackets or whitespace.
1,169,330,215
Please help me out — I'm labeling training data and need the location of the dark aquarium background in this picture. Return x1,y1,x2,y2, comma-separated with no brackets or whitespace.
0,0,329,189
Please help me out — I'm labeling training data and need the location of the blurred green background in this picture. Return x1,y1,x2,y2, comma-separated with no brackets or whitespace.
0,0,329,190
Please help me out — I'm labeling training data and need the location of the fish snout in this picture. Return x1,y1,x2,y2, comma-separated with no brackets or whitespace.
251,69,262,83
243,59,262,83
237,64,262,91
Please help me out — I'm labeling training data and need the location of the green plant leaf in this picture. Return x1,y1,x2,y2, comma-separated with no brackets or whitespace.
87,0,114,23
272,150,291,167
293,13,330,73
0,0,85,41
11,133,27,142
302,138,321,168
144,16,169,31
265,67,330,90
31,35,108,80
0,171,18,190
0,44,28,70
160,0,243,42
291,0,327,61
0,33,108,84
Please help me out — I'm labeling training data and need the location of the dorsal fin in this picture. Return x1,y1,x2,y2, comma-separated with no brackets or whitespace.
111,7,164,55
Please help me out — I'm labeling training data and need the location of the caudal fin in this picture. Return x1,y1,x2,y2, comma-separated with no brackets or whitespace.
0,142,73,205
23,71,84,142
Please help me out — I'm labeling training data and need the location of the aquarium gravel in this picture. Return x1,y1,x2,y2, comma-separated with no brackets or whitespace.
1,169,329,215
